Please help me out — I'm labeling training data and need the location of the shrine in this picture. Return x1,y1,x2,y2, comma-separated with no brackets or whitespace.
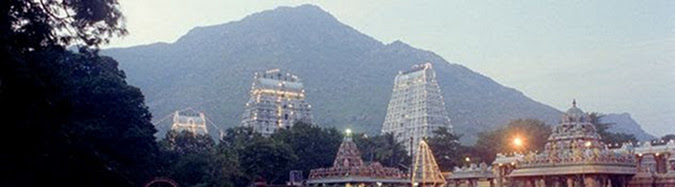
306,130,408,186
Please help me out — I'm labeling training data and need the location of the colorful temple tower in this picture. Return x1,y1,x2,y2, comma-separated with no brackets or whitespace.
240,69,313,136
381,63,452,155
307,130,408,186
496,101,638,186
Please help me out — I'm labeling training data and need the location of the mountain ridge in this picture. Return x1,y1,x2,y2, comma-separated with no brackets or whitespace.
104,4,652,143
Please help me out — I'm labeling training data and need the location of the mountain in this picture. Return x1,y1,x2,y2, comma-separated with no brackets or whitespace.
601,113,657,141
103,4,648,143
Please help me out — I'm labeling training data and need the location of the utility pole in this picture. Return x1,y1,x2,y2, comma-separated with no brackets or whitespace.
410,136,414,176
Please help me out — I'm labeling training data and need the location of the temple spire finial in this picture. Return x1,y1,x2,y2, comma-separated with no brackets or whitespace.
572,99,577,107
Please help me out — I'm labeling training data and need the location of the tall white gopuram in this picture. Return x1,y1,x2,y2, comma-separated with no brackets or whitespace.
381,63,452,154
240,69,313,136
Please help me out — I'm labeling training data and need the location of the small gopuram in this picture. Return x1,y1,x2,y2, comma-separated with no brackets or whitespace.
506,101,637,186
307,130,408,187
411,140,446,186
171,109,208,135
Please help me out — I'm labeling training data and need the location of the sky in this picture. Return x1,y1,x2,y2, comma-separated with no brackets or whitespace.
106,0,675,137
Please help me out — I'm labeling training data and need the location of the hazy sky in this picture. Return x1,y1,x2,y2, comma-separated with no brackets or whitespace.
107,0,674,136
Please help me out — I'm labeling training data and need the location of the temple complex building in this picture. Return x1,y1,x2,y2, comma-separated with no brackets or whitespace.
240,69,313,136
447,163,495,187
307,130,408,186
382,63,452,155
491,101,675,187
170,109,208,135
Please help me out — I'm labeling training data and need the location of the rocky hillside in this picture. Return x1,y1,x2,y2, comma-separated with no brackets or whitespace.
104,5,651,143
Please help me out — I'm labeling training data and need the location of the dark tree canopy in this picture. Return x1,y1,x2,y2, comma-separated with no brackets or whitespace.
219,126,299,185
1,0,126,51
353,132,411,171
1,0,162,186
271,122,343,179
2,49,159,186
159,130,238,187
427,127,467,171
662,134,675,142
589,113,638,145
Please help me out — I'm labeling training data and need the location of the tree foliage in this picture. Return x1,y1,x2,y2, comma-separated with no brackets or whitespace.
473,119,551,163
219,126,299,185
589,113,638,145
2,49,159,186
662,134,675,142
1,0,163,186
353,133,411,171
159,130,237,187
427,127,467,171
1,0,126,51
271,122,342,179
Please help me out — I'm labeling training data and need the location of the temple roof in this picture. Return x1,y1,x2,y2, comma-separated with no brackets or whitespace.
411,140,446,185
331,135,365,168
253,69,304,91
173,109,206,124
307,133,407,184
448,163,495,180
507,100,637,177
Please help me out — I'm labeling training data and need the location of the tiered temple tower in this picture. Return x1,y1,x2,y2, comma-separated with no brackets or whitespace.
307,130,408,186
240,69,313,136
501,101,637,186
411,140,446,186
171,109,208,135
381,63,452,154
492,101,675,187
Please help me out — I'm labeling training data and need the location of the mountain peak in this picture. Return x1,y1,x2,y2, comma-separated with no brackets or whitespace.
601,113,656,141
106,5,565,143
241,4,339,26
387,40,412,48
175,4,380,52
279,4,325,12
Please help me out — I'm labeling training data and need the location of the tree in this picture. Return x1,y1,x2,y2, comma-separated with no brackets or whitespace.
219,126,298,185
662,134,675,142
1,0,126,51
589,113,638,145
270,122,342,180
1,1,160,186
159,130,236,187
427,127,467,171
2,49,160,186
472,119,551,163
353,133,411,171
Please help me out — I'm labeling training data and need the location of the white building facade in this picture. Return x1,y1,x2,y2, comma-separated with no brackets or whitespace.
381,63,452,154
240,69,313,136
171,109,208,135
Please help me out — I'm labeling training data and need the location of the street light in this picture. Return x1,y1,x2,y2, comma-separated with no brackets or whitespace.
513,137,525,153
345,129,352,135
465,157,471,163
513,137,523,147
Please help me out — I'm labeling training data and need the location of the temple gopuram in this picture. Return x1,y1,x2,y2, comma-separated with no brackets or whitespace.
306,130,408,187
492,101,675,187
411,140,446,186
